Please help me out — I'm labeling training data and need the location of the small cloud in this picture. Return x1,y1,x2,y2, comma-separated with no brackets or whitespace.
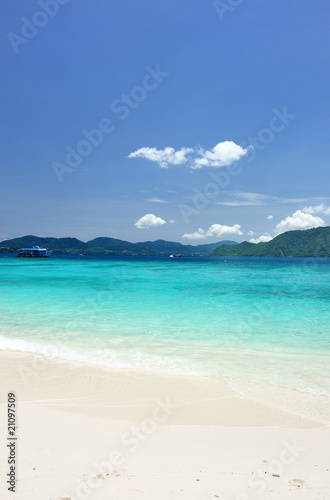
146,197,167,203
216,192,270,207
128,141,251,169
128,147,193,168
237,192,268,202
182,228,206,240
206,224,242,237
183,223,242,240
302,203,330,215
216,202,250,206
281,196,330,204
159,189,177,193
135,214,166,229
250,234,273,244
267,215,273,220
275,210,325,234
192,142,250,169
169,219,175,223
248,230,254,235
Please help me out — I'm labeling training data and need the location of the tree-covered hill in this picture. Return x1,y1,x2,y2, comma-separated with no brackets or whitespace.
210,227,330,258
0,235,237,256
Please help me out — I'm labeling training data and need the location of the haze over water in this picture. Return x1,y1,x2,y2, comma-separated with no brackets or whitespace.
1,255,329,422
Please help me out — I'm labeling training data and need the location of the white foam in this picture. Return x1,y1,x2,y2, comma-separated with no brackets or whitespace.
0,334,205,376
1,333,330,422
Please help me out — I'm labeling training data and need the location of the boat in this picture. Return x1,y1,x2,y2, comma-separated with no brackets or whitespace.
16,246,52,258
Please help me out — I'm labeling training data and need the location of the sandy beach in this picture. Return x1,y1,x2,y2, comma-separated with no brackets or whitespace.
2,0,330,497
0,350,329,500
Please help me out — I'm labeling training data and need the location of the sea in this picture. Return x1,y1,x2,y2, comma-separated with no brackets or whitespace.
1,254,329,423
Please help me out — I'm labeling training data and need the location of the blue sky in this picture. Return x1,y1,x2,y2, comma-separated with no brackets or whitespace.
1,0,329,243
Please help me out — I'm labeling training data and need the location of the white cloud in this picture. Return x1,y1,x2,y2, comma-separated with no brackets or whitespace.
216,193,330,208
182,228,206,240
128,141,250,169
193,141,250,169
275,210,325,234
216,201,252,206
135,214,166,229
267,215,273,220
128,147,193,168
206,224,242,237
250,235,273,244
281,196,330,204
302,203,330,215
146,197,167,203
183,223,242,240
216,192,271,207
248,230,254,235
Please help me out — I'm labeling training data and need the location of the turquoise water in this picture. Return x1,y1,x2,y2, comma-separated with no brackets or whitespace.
1,255,330,421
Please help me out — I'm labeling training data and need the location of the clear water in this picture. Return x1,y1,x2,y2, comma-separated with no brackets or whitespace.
1,254,330,422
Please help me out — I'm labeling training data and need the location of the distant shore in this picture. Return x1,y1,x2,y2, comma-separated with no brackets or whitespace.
1,350,329,499
1,225,330,257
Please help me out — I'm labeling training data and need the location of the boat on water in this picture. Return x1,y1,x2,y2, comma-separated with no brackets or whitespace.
16,246,52,258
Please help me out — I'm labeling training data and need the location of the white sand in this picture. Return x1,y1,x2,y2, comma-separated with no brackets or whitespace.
0,350,329,500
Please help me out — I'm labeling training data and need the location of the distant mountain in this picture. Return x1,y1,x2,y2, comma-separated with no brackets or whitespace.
210,227,330,258
0,236,86,251
85,237,139,254
0,235,237,256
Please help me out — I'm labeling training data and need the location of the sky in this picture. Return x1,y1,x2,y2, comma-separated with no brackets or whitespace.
1,0,329,244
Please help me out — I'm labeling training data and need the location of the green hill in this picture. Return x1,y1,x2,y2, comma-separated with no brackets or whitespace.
3,229,329,257
0,235,88,253
210,226,330,258
0,235,237,256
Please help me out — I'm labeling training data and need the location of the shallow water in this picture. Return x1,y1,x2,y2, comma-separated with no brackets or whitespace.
1,254,329,422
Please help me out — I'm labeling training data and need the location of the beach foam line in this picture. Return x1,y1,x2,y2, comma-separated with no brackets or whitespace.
1,333,330,423
0,334,206,376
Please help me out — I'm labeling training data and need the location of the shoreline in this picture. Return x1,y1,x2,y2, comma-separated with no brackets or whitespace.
1,350,330,499
2,251,330,259
0,349,325,427
1,342,329,424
